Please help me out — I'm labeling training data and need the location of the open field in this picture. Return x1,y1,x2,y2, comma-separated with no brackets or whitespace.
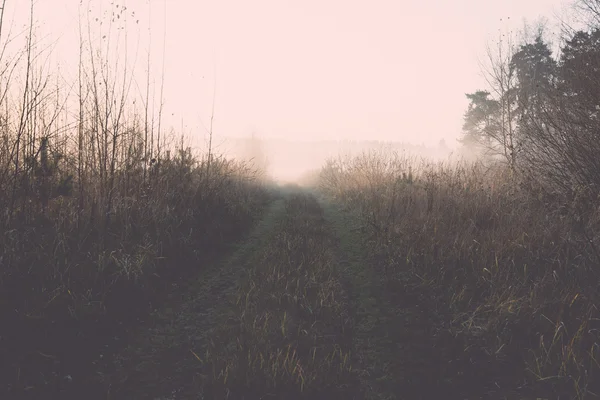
319,151,600,399
2,158,600,399
2,1,600,398
0,153,271,398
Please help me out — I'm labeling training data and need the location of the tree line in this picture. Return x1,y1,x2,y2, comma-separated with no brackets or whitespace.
461,0,600,196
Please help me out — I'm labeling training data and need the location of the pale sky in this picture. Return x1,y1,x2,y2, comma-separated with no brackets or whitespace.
4,0,567,150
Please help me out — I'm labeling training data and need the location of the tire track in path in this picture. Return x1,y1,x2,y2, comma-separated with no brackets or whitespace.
322,198,446,400
69,190,445,400
85,199,287,400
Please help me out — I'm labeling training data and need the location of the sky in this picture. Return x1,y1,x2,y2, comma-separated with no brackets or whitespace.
3,0,568,153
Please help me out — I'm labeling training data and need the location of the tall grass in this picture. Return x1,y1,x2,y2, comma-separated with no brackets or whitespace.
202,193,355,399
319,150,600,398
0,1,269,395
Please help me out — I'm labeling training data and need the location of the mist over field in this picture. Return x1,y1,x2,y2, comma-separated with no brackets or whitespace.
0,0,565,154
2,0,600,399
223,136,456,182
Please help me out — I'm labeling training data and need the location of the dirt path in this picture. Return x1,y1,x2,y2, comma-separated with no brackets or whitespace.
321,197,451,400
68,199,287,399
64,190,452,399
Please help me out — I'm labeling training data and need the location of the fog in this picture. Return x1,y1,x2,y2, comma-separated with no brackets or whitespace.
3,0,567,181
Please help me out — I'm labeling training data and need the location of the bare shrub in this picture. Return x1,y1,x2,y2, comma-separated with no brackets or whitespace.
320,150,600,398
0,1,269,395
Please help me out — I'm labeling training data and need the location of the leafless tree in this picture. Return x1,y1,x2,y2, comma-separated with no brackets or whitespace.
575,0,600,27
478,22,519,169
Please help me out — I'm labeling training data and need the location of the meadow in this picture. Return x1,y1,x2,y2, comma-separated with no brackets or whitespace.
2,0,600,398
318,151,600,398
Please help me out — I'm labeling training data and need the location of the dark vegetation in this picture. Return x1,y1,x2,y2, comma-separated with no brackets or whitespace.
320,154,599,398
3,0,600,399
88,199,288,399
317,4,600,398
0,1,268,397
200,192,357,399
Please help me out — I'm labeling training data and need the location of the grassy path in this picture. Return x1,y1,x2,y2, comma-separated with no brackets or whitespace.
65,190,456,399
74,199,286,399
197,191,358,399
321,200,400,399
76,191,360,399
321,198,451,400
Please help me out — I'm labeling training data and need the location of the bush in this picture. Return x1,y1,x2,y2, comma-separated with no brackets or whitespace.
0,140,269,394
319,150,600,398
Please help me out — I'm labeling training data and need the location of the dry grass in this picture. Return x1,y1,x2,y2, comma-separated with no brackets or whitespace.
319,150,600,399
0,146,269,397
0,4,271,395
200,192,357,399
